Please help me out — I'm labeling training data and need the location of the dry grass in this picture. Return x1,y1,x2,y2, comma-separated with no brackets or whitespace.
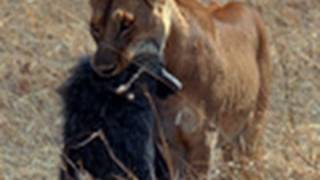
0,0,319,179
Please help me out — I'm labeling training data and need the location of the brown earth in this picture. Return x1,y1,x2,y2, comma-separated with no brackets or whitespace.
0,0,319,179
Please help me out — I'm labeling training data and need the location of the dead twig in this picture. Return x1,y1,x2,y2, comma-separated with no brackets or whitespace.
144,89,175,180
71,130,138,180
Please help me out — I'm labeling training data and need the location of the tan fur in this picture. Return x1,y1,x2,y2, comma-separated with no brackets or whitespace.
89,0,272,178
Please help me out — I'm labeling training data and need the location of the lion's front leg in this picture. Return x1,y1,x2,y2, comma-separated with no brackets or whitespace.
173,107,213,179
217,110,265,180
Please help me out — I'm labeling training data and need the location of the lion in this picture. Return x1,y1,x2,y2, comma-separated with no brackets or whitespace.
88,0,272,179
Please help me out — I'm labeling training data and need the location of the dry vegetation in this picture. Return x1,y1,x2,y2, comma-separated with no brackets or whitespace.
0,0,319,179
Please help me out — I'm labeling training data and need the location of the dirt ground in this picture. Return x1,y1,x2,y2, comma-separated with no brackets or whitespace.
0,0,319,179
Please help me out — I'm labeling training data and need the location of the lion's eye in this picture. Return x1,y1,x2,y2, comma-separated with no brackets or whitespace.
117,10,135,36
112,9,135,38
120,19,133,32
119,18,134,34
90,23,102,41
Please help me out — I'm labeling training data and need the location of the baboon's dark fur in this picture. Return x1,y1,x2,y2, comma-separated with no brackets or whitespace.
59,55,175,180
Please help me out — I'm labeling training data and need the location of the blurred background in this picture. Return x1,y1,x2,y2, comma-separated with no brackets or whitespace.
0,0,319,179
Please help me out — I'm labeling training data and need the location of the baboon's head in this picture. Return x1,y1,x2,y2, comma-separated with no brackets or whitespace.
89,0,172,77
